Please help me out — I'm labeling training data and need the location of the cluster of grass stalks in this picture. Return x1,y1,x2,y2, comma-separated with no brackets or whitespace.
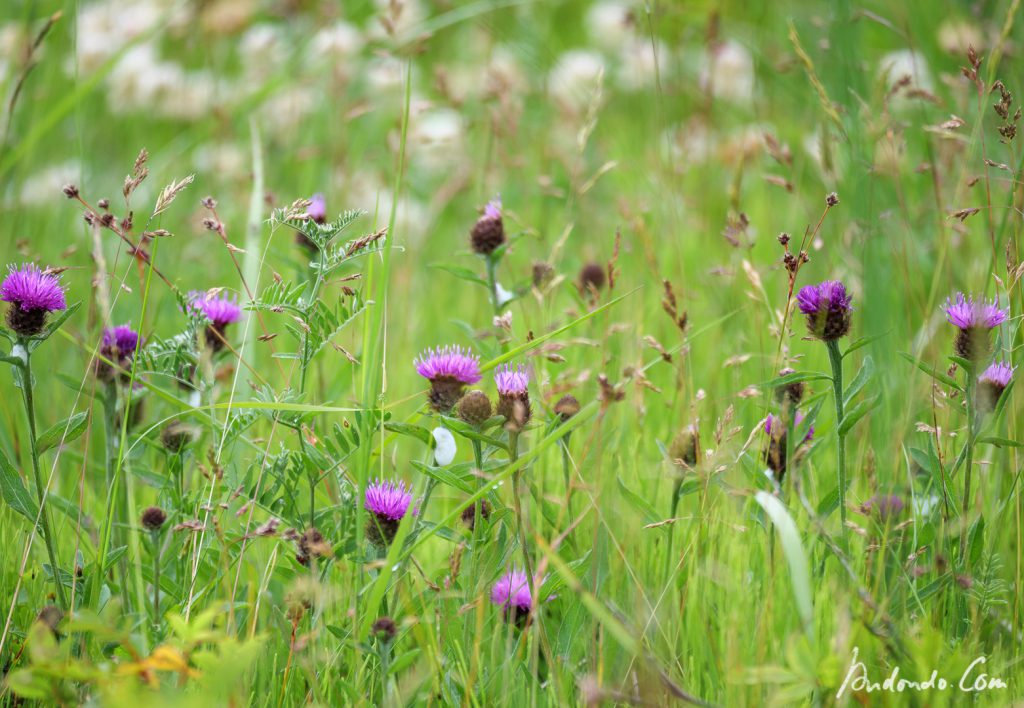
0,0,1023,705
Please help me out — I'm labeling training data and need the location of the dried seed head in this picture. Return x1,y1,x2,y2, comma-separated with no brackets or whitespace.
141,506,167,531
457,390,493,426
579,262,606,291
62,184,79,199
161,420,197,453
554,394,581,421
826,192,840,207
461,499,491,530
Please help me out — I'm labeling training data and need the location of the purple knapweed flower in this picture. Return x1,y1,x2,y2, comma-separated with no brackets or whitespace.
796,280,852,341
495,363,531,428
188,290,242,352
1,263,67,337
763,412,813,482
415,345,481,412
470,195,505,256
364,479,414,546
491,569,538,625
97,324,141,381
977,360,1014,412
307,193,327,224
864,494,904,523
944,293,1008,362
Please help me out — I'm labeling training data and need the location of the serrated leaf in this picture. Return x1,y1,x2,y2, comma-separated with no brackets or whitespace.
36,411,88,454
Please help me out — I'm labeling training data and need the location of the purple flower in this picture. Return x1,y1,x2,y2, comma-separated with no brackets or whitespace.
865,494,904,522
978,360,1014,412
188,291,241,352
944,293,1007,330
796,280,852,341
364,479,414,546
944,293,1008,361
102,324,141,358
307,193,327,225
415,346,481,412
764,412,814,442
491,569,532,610
1,264,67,337
415,346,481,384
470,195,505,255
188,291,242,327
483,196,502,221
495,364,531,428
494,363,529,396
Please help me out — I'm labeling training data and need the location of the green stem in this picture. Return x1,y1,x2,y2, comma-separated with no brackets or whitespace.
18,344,67,609
960,372,977,564
485,254,501,317
826,340,848,539
151,530,161,624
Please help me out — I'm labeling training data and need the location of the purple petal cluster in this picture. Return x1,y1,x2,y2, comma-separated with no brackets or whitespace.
1,263,67,312
483,196,502,221
979,361,1014,389
188,291,242,327
102,324,141,357
494,363,529,396
414,346,481,384
796,280,851,317
764,412,814,442
307,193,327,224
944,293,1007,330
490,569,533,610
865,494,904,522
364,479,414,521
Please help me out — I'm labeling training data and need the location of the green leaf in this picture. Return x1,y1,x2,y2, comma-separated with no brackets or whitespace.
816,486,839,518
761,371,832,391
0,445,38,526
383,421,433,446
843,356,874,408
29,301,81,348
36,411,89,454
615,476,659,524
842,331,889,358
428,263,488,287
978,436,1024,448
753,492,813,633
838,394,880,436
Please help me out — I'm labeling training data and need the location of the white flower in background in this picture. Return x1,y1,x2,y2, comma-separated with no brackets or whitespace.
105,44,219,120
17,161,81,207
699,40,754,105
878,49,933,92
193,142,247,181
802,127,846,181
239,23,288,84
585,1,635,51
485,46,528,98
73,0,183,74
549,49,605,113
337,170,431,246
369,0,425,40
410,107,465,172
258,86,317,137
662,121,716,166
365,55,406,94
309,20,365,81
937,19,985,55
616,39,665,91
432,427,457,466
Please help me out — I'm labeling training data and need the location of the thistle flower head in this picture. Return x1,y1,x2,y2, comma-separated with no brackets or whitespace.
470,195,505,256
764,412,814,442
579,262,606,292
307,193,327,224
865,494,904,522
1,264,67,313
796,280,852,341
457,390,493,426
414,346,481,384
977,360,1014,412
495,364,529,396
364,479,415,547
188,290,242,327
2,264,67,337
102,324,141,358
364,479,414,520
944,293,1007,330
141,506,167,531
491,569,532,609
944,293,1008,361
416,346,481,412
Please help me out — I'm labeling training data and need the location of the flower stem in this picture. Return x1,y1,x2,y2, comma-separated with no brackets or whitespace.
18,343,68,609
485,254,501,316
959,372,977,565
826,340,848,539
